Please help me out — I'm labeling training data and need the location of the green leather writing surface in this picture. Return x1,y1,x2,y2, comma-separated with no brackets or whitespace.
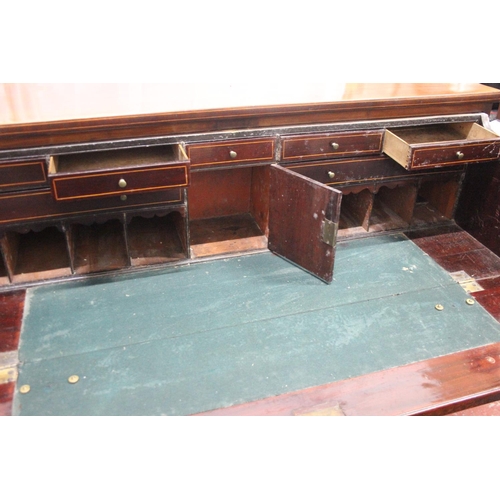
14,234,500,415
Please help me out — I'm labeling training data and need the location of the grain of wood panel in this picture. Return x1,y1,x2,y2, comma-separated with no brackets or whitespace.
0,381,14,416
0,290,25,352
195,342,500,416
1,84,498,150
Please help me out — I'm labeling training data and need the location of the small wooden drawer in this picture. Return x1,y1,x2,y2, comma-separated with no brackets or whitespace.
49,145,189,201
0,188,184,227
281,130,383,162
0,159,47,192
186,138,275,168
285,157,413,186
383,122,500,170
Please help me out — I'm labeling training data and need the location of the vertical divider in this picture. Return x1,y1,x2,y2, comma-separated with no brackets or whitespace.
122,212,132,268
0,232,18,283
63,222,76,275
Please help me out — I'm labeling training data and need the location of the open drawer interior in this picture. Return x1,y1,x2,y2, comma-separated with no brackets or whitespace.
383,122,500,170
188,166,269,258
49,145,188,175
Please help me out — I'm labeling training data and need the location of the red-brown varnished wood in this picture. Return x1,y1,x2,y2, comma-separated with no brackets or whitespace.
471,287,500,322
187,139,275,168
0,290,25,352
195,342,500,416
1,84,499,150
0,382,15,416
455,161,500,257
409,226,486,258
281,130,383,162
448,401,500,416
268,165,342,283
432,249,500,280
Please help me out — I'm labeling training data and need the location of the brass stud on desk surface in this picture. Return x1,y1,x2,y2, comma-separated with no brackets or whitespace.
19,384,31,394
68,375,79,384
466,298,475,305
435,304,444,311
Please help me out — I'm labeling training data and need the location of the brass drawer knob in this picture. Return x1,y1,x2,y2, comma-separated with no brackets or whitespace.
120,194,127,201
327,171,336,179
456,151,464,160
118,178,127,188
330,142,340,150
229,150,238,159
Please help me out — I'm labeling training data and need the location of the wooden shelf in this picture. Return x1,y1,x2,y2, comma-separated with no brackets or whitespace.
127,212,187,266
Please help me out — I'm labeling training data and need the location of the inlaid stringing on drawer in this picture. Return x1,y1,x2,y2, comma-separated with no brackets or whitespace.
187,138,275,168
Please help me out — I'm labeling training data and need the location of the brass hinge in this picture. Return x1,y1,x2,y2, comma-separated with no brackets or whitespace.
321,219,338,247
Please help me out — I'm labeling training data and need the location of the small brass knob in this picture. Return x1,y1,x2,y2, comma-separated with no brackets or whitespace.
118,178,127,188
456,151,464,160
229,150,237,159
330,142,340,150
327,171,336,179
120,195,127,201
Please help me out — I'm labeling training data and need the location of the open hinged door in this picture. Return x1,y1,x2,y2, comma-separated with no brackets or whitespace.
268,164,342,283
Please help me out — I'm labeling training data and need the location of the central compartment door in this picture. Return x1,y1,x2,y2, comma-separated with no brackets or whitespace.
268,164,342,283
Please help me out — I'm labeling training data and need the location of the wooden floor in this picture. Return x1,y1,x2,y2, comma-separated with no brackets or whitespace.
2,224,500,416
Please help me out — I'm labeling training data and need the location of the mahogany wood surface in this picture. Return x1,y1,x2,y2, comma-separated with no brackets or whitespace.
0,290,25,353
195,342,500,416
187,139,275,168
268,165,341,283
0,159,47,193
281,130,383,161
0,187,183,227
1,84,499,150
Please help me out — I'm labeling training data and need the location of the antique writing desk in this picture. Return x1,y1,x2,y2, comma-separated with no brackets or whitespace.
2,83,500,415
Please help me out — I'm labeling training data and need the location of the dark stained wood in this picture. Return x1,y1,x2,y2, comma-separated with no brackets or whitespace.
250,165,271,237
418,175,461,220
268,164,342,283
195,342,500,416
448,401,500,416
188,168,252,220
286,156,413,185
1,84,499,151
189,214,264,245
187,138,274,168
8,226,72,283
432,249,500,280
338,189,373,233
0,187,184,227
476,276,500,291
0,290,25,352
126,213,187,266
471,286,500,321
69,219,129,274
409,225,485,258
51,164,189,202
412,141,500,169
281,130,383,162
0,159,47,193
376,183,418,225
0,382,15,416
455,161,500,257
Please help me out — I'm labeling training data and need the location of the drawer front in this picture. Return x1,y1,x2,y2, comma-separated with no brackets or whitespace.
286,157,413,186
187,139,275,168
0,160,47,192
0,188,184,226
281,130,383,162
411,142,500,169
51,165,189,201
